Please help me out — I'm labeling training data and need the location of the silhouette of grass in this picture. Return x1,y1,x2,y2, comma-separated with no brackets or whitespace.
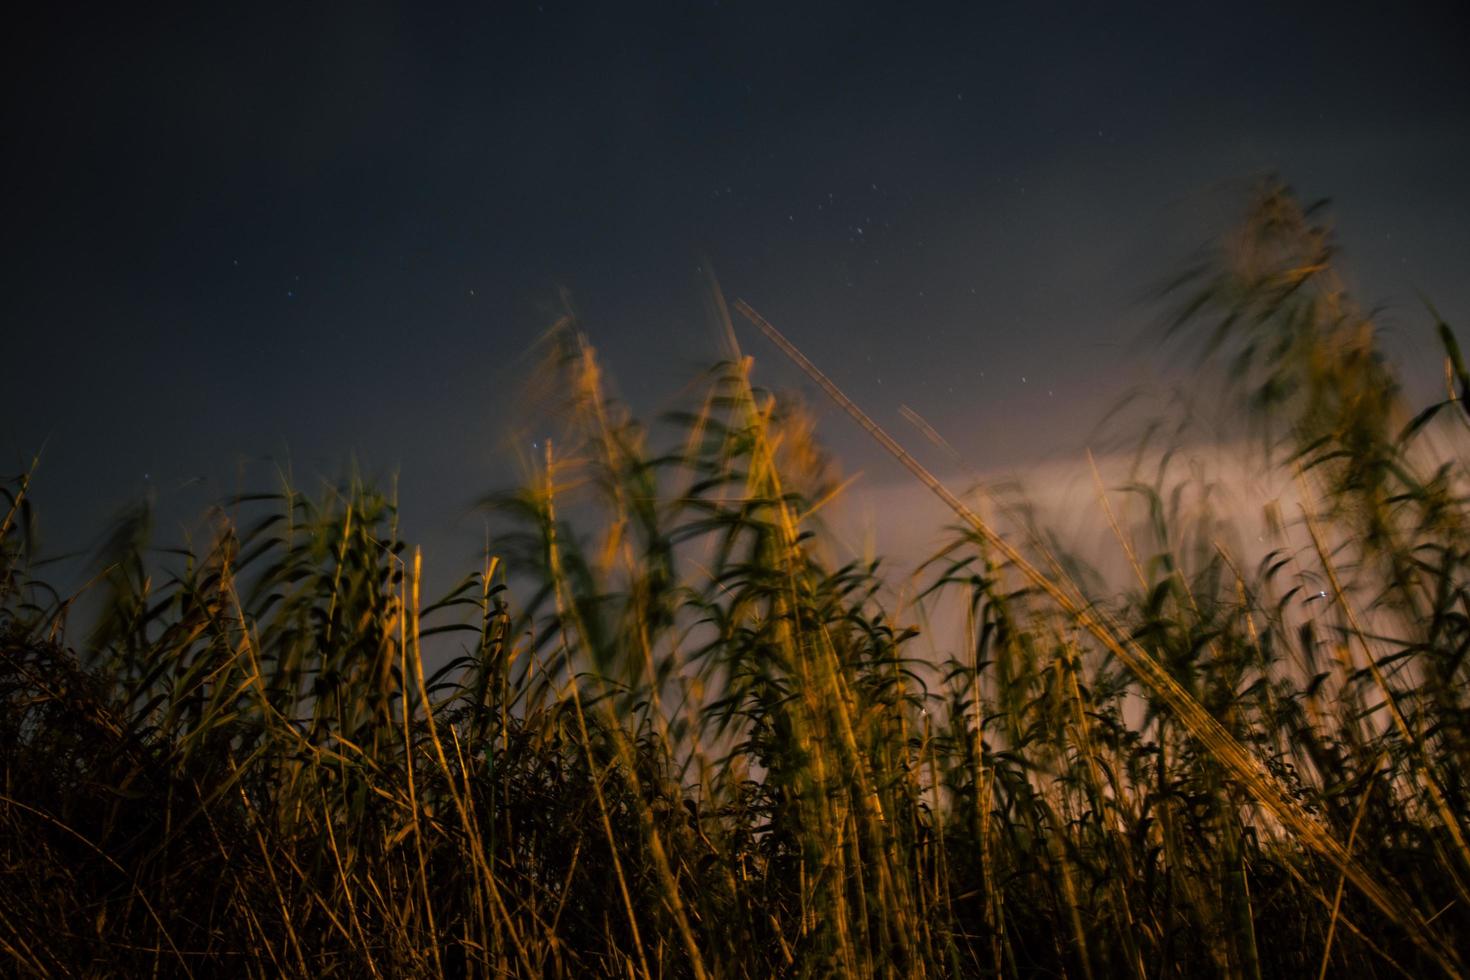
2,182,1467,977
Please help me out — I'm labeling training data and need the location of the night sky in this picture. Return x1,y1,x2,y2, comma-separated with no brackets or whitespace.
5,2,1468,572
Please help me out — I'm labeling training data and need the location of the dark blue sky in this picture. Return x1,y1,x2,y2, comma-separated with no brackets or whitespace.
4,1,1468,569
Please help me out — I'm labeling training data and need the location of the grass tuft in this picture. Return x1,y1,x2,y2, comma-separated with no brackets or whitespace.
3,182,1469,977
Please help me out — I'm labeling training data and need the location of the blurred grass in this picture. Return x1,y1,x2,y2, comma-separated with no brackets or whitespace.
3,182,1469,977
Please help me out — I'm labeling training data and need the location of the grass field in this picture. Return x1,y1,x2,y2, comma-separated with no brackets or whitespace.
3,183,1469,977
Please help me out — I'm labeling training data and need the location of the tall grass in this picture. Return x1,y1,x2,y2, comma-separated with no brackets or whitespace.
3,183,1468,977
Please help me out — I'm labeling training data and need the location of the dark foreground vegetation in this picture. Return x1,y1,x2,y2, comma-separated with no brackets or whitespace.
4,186,1470,977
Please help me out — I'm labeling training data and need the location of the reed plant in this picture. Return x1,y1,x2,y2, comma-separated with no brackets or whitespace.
2,182,1467,977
